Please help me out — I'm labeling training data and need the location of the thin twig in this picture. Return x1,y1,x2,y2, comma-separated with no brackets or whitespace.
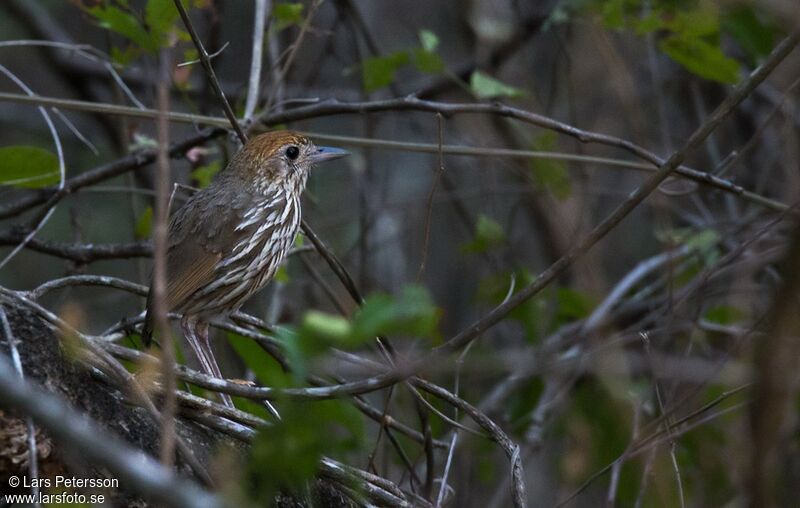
173,0,247,143
417,113,446,281
0,93,788,211
244,0,267,120
154,46,177,467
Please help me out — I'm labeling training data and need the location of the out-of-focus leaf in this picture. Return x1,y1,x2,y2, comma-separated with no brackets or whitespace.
412,48,445,73
634,12,662,35
469,71,524,99
556,288,595,322
0,146,59,188
658,227,720,267
507,378,545,432
228,332,292,389
190,160,220,188
419,29,439,52
601,0,634,29
274,265,290,283
704,305,746,325
131,133,158,151
660,34,740,84
351,286,440,341
664,8,720,38
145,0,180,46
88,5,155,51
134,207,153,240
362,51,409,92
529,131,571,200
243,400,363,504
291,286,440,366
477,269,544,342
564,382,638,502
595,2,742,84
723,6,777,63
301,311,352,344
685,228,720,253
110,44,141,66
273,2,304,30
461,215,506,254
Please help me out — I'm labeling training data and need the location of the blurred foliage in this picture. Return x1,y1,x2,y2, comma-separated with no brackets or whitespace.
461,214,506,254
548,0,786,84
82,0,194,63
134,206,153,239
703,304,746,325
477,269,596,343
469,71,525,99
241,400,364,505
266,286,440,380
601,0,741,83
272,2,304,31
190,160,221,188
360,29,446,92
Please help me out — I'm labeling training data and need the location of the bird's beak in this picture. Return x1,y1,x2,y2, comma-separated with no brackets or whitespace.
309,146,349,164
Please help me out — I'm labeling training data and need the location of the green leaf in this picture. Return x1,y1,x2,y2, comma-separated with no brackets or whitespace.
665,8,721,38
145,0,180,48
228,332,292,389
412,48,444,73
556,288,595,322
634,12,664,35
243,400,364,504
134,207,153,240
469,71,524,99
529,131,571,200
704,305,746,325
461,214,506,254
301,311,352,344
110,44,141,66
88,5,156,52
419,29,439,52
190,160,220,188
351,286,440,341
601,0,634,29
685,229,720,253
361,51,409,92
476,269,544,342
660,34,740,84
0,146,59,188
274,265,290,283
273,2,304,31
723,6,777,63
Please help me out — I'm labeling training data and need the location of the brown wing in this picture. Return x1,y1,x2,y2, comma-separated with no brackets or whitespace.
163,177,259,311
142,174,286,342
164,235,223,311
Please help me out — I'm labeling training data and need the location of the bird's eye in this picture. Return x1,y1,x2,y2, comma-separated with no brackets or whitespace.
285,146,300,160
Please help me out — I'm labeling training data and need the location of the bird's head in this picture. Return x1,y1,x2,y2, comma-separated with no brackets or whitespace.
229,130,348,194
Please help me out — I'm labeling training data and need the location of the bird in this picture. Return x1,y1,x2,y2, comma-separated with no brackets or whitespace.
141,131,348,408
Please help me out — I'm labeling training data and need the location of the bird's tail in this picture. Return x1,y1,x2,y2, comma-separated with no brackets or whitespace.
141,310,154,347
140,291,155,347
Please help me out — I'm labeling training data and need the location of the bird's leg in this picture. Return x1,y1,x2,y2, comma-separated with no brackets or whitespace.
180,316,214,374
180,317,234,408
194,321,235,409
